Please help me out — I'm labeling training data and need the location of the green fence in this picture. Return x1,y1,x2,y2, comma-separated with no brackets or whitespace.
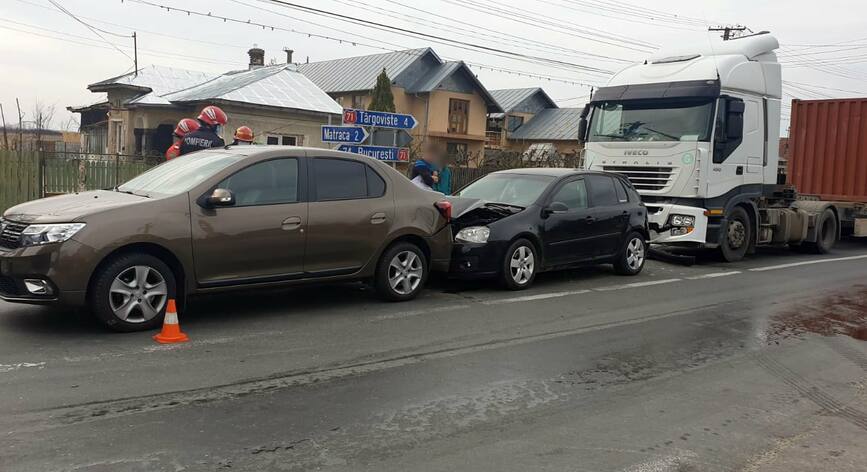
0,151,159,214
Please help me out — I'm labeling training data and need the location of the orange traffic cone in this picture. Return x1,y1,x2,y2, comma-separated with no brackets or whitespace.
153,299,189,344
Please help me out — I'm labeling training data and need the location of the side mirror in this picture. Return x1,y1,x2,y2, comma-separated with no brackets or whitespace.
206,188,235,207
543,201,569,217
725,99,745,141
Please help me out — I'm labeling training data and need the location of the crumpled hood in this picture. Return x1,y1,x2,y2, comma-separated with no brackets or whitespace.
446,196,524,228
2,190,149,224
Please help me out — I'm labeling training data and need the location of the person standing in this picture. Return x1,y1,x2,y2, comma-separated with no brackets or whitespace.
433,163,452,195
164,118,200,160
178,105,228,156
232,126,254,145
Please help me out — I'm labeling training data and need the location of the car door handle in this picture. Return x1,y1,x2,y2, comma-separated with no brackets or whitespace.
585,216,596,223
281,216,302,231
370,212,387,225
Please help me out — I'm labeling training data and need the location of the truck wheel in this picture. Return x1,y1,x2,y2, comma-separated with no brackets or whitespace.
375,242,428,301
720,206,751,262
805,208,837,254
89,253,176,332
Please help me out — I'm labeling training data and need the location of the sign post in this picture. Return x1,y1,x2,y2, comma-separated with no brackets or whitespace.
338,108,417,166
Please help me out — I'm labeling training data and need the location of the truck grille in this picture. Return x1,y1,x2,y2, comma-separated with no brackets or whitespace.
602,166,675,192
0,219,28,249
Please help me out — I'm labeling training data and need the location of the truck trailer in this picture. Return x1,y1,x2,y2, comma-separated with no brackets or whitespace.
580,32,867,261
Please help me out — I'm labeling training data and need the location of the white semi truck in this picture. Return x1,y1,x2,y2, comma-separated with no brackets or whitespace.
580,32,848,261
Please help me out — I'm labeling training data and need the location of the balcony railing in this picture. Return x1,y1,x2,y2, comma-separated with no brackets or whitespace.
485,131,503,148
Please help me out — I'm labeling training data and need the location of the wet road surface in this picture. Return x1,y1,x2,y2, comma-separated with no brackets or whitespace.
1,241,867,471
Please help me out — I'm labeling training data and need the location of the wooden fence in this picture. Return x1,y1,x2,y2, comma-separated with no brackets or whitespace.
0,151,158,214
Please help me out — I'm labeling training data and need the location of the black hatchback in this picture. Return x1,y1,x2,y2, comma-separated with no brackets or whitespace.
448,169,648,290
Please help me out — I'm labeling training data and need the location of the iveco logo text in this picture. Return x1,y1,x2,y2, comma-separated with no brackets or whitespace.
623,150,649,156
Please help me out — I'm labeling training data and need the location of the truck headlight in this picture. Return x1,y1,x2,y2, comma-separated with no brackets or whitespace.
20,223,86,247
456,226,490,244
669,215,695,227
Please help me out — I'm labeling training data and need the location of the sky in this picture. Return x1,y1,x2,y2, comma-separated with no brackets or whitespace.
1,0,865,136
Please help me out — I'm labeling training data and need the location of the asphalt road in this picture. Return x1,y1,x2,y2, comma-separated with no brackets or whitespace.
2,241,867,471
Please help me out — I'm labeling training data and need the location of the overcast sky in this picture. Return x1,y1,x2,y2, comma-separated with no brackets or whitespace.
1,0,865,135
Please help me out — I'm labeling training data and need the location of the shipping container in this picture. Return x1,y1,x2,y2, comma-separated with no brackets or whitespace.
787,98,867,203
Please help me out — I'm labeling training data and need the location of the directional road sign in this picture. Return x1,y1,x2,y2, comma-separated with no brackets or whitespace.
342,108,417,130
338,145,410,162
370,128,413,147
321,125,369,144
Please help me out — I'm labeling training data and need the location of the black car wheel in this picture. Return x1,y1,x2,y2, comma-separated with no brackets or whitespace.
613,232,646,275
720,206,751,262
500,238,537,290
804,208,837,254
89,252,176,332
375,242,428,301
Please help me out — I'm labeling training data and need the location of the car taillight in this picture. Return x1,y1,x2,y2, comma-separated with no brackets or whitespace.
434,200,452,222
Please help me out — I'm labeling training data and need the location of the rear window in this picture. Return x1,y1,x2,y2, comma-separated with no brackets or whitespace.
313,158,366,201
614,178,629,203
587,175,619,207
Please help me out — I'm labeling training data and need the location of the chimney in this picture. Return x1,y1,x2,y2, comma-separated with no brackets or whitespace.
248,47,265,70
283,47,294,64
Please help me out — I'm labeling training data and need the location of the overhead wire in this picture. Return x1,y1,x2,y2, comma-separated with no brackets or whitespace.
46,0,134,64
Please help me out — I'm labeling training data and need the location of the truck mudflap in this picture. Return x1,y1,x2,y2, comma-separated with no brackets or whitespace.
645,203,710,245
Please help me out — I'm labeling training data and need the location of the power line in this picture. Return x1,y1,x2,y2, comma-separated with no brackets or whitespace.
537,0,707,31
46,0,134,64
258,0,614,74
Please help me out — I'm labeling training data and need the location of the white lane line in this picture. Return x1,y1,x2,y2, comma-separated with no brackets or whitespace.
0,362,46,373
593,278,681,292
482,290,592,305
686,271,742,280
748,254,867,272
373,304,471,321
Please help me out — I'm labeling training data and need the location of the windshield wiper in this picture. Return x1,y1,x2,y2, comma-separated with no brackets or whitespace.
593,133,630,141
485,202,525,212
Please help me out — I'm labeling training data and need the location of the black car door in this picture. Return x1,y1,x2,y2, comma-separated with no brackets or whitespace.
586,175,629,258
541,177,595,265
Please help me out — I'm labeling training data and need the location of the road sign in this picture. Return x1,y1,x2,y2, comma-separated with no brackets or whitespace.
342,108,417,130
321,125,369,144
338,145,410,162
370,129,413,147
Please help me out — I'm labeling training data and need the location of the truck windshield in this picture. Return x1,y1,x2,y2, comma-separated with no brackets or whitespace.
588,99,715,143
117,150,246,197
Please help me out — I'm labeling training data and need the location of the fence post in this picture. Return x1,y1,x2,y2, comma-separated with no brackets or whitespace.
37,150,45,198
78,158,86,192
114,152,120,189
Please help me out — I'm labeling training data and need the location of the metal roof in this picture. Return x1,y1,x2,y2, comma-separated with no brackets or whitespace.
89,65,216,106
405,61,463,93
509,108,583,141
164,65,342,115
296,48,433,93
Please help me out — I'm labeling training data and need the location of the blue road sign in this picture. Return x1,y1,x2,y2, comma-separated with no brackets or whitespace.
343,108,417,130
338,145,410,162
321,125,369,143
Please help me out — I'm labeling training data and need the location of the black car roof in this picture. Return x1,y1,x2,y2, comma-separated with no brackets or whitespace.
492,168,613,178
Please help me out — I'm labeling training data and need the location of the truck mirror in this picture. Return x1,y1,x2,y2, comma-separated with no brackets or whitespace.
578,118,588,143
726,99,745,141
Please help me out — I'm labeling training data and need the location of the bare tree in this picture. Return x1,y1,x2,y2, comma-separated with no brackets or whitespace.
31,100,56,150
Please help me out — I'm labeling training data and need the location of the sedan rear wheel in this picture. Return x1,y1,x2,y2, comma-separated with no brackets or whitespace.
614,232,646,275
500,238,537,290
375,242,428,301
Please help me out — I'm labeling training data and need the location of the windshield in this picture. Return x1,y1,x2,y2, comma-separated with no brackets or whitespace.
456,173,555,207
588,99,715,142
117,151,246,197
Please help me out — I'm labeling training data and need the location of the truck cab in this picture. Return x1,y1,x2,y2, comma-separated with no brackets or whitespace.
582,33,830,261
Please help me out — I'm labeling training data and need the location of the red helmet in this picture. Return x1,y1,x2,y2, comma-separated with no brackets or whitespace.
173,118,200,138
197,105,228,126
234,126,254,142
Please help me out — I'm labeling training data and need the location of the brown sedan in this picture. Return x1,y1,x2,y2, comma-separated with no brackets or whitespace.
0,147,453,331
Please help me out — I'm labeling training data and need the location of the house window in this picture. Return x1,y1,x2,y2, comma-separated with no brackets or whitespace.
266,135,303,146
352,95,368,109
506,115,524,132
448,99,470,134
446,142,467,159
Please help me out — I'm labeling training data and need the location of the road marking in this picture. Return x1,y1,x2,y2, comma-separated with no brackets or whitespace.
686,271,742,280
373,304,471,321
0,362,46,373
593,278,681,292
748,254,867,272
482,290,592,305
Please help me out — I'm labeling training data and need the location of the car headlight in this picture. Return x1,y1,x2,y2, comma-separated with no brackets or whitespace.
455,226,490,244
20,223,86,247
669,215,695,227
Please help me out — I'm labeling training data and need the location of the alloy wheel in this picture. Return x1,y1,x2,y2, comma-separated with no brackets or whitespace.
388,250,424,296
626,237,645,271
510,246,535,285
109,265,168,323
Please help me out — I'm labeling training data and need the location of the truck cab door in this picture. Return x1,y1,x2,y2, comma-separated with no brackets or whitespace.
709,96,763,196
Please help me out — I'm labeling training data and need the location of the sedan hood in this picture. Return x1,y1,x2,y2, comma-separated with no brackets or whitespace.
3,190,149,224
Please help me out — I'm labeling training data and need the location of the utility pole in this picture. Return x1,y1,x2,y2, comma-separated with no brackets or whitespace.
15,98,23,151
709,25,748,41
0,103,9,150
133,32,138,76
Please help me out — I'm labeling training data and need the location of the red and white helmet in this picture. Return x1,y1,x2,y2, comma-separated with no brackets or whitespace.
173,118,200,137
197,105,228,126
